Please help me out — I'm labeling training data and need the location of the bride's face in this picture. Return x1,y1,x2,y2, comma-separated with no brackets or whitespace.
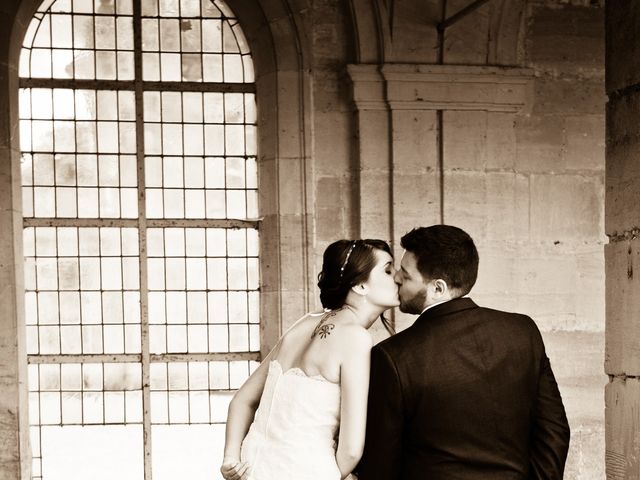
361,249,400,309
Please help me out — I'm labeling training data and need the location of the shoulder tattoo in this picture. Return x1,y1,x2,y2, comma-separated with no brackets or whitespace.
311,310,339,339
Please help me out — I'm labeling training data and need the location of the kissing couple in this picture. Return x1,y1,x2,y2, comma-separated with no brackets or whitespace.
220,225,570,480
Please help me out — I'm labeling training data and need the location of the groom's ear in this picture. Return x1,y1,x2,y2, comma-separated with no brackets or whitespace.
432,279,448,297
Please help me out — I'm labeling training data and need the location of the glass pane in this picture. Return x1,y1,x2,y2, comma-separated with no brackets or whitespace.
40,426,143,479
152,425,225,480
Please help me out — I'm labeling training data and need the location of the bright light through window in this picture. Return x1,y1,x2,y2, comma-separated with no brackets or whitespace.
19,1,259,479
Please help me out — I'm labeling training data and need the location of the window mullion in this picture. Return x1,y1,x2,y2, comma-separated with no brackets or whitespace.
132,1,152,479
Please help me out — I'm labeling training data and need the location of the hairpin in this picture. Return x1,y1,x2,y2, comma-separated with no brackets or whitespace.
339,241,357,279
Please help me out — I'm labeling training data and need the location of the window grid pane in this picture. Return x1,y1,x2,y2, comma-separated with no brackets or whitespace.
20,0,258,478
20,87,139,219
20,1,135,80
147,227,259,354
140,0,253,83
143,91,257,220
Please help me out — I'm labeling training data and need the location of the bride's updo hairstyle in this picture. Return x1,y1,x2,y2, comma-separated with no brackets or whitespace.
317,239,394,333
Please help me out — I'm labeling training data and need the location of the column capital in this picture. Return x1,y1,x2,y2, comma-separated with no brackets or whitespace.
346,64,387,111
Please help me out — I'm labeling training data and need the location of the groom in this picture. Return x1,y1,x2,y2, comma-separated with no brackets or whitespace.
356,225,570,479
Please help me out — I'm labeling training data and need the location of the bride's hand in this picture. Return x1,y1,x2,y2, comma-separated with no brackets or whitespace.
220,457,251,480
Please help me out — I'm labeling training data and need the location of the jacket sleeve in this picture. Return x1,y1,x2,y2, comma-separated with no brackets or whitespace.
355,345,404,480
529,339,571,479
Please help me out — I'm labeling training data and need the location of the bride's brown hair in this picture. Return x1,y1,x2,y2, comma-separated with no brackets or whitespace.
317,239,394,334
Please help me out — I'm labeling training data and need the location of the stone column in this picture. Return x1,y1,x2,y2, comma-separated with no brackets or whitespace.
604,3,640,478
346,65,393,242
0,1,31,478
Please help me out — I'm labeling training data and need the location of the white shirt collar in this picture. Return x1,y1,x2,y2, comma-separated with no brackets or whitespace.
420,295,469,315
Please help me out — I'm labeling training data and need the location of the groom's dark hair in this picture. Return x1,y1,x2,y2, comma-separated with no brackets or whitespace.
401,225,479,296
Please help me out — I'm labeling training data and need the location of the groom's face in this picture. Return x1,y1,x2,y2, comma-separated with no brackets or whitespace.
394,251,428,314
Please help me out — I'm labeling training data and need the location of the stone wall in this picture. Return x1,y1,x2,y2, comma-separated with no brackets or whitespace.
0,0,607,478
321,1,606,478
521,5,606,477
605,1,640,478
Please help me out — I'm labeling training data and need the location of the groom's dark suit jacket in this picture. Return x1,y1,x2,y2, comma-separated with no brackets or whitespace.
357,297,570,480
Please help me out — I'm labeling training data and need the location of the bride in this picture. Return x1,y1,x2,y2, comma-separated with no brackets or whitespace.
220,239,399,480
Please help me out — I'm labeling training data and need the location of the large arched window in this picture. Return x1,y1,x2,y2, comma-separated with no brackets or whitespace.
19,0,258,478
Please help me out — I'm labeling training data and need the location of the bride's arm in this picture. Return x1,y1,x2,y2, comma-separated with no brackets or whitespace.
335,327,374,479
223,345,278,462
223,365,266,457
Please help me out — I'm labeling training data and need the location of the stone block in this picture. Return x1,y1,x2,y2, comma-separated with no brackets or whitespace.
314,111,354,175
527,4,604,77
277,213,307,290
605,0,640,94
256,72,278,156
485,172,530,242
259,289,282,353
0,426,19,466
530,174,604,241
273,71,307,160
522,294,578,331
347,64,385,111
315,176,346,211
443,111,488,171
514,252,578,296
605,92,640,235
443,171,487,241
311,2,351,67
515,114,564,173
258,158,278,216
358,110,390,172
389,2,439,63
486,112,517,170
383,65,534,113
541,331,605,388
359,171,392,241
312,69,351,113
605,238,640,376
315,206,347,245
605,377,640,478
532,77,606,116
564,422,605,480
575,249,606,332
391,110,438,174
269,16,304,72
259,214,282,291
280,290,309,331
564,115,605,172
392,171,440,242
442,0,490,65
472,247,516,296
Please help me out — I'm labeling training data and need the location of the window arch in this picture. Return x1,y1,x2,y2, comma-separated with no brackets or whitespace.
19,0,259,478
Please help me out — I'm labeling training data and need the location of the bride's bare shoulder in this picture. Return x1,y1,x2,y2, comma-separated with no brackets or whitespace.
279,310,326,338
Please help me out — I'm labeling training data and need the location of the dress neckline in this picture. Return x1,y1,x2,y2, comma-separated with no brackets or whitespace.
270,359,339,386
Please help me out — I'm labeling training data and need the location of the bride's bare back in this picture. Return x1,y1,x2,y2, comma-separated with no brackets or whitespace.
272,309,371,384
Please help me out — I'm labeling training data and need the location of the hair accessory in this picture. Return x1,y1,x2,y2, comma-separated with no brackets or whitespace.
339,241,357,279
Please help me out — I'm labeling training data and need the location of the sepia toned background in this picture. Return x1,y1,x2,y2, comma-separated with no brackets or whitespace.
1,0,636,479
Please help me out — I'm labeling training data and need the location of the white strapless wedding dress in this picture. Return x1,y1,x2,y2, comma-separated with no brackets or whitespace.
240,360,342,480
